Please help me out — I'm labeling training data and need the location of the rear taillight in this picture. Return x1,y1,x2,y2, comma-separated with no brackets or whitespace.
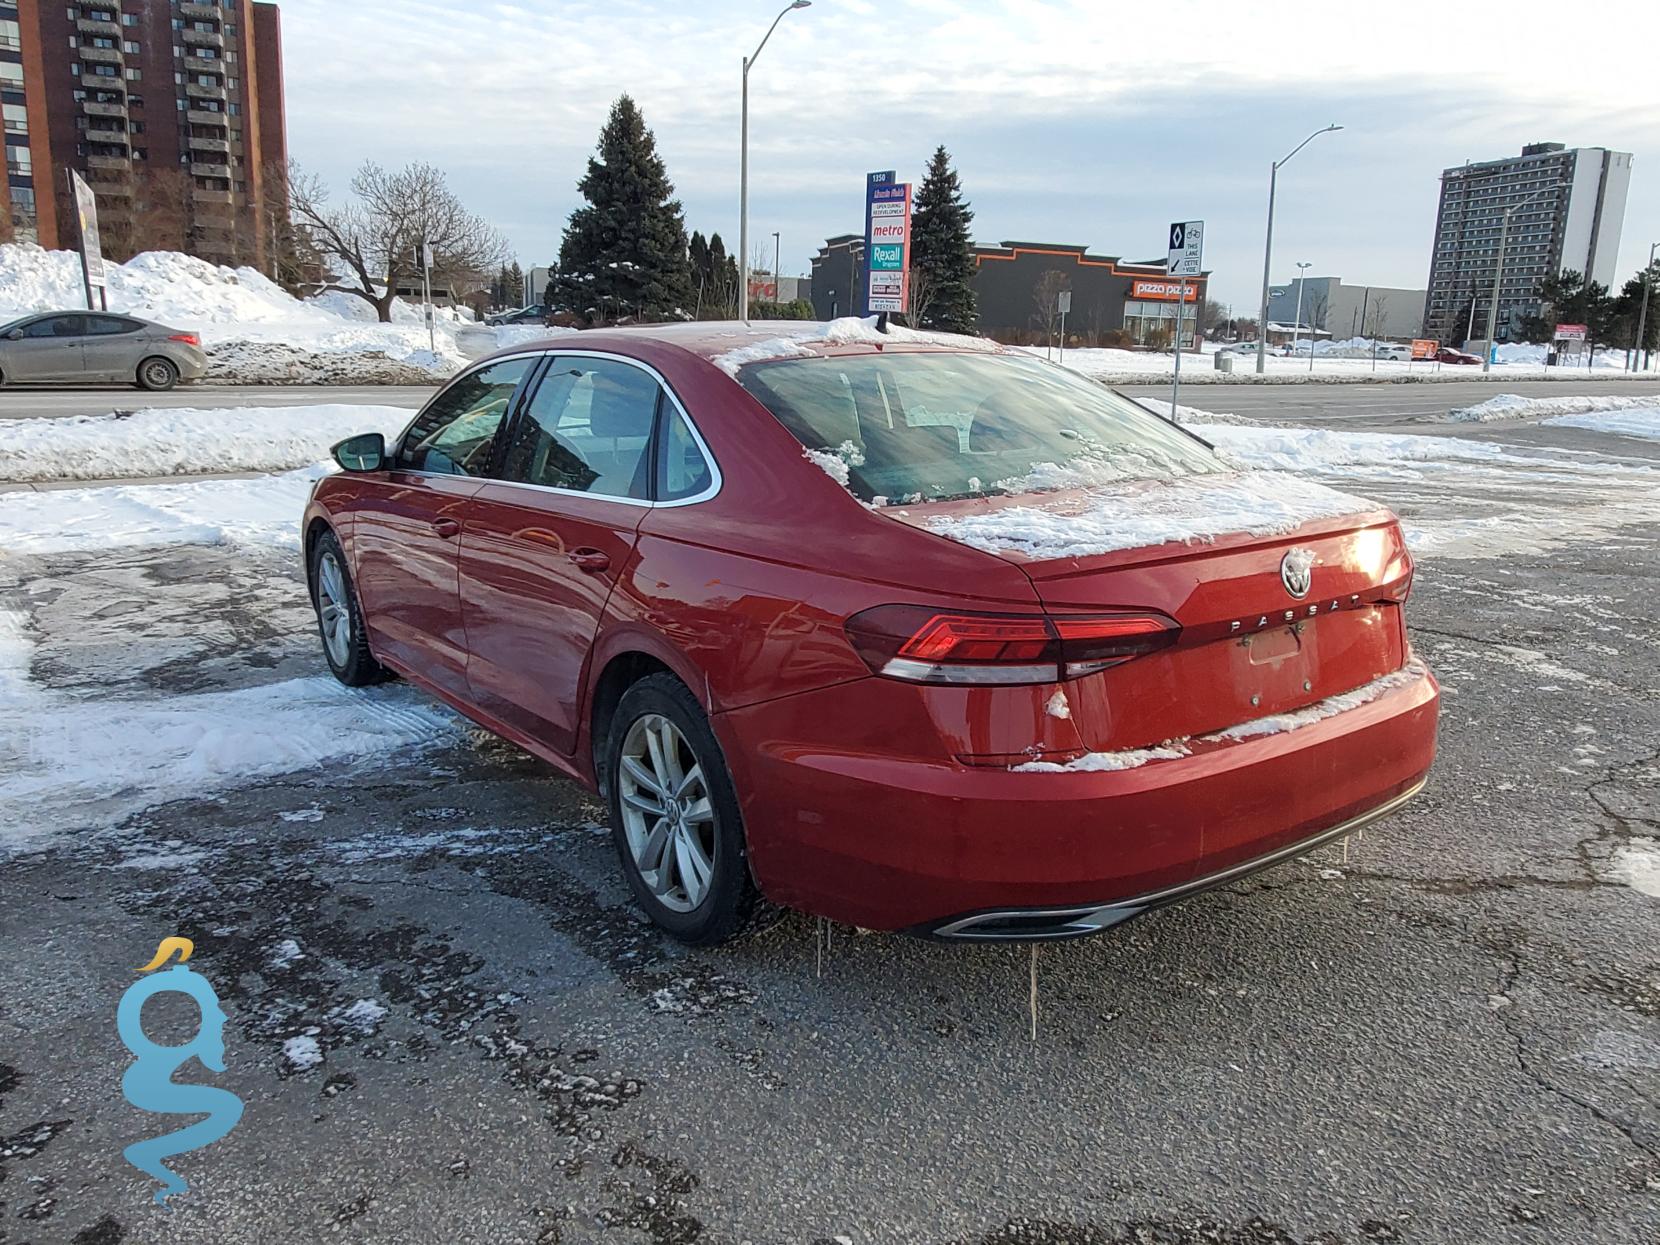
845,604,1178,686
168,332,201,347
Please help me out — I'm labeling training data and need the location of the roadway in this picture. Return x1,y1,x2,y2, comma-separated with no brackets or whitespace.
0,383,435,420
2,377,1658,425
1115,375,1660,426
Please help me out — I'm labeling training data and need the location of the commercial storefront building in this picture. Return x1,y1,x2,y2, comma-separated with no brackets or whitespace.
811,237,1209,347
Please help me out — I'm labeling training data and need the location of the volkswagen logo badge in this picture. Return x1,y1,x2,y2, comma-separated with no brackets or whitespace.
1280,548,1315,599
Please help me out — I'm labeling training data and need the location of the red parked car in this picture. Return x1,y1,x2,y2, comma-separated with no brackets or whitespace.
304,323,1438,944
1434,346,1482,365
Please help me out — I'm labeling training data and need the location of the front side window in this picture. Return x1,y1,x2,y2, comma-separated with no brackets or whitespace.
738,351,1222,505
21,315,86,338
396,358,533,476
496,358,658,499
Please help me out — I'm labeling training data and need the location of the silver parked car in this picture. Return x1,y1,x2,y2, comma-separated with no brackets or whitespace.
0,311,207,390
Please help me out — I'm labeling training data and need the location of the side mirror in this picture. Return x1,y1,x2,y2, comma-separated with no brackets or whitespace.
5,329,22,341
332,432,386,473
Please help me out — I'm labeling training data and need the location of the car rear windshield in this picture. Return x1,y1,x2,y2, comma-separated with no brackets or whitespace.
737,351,1223,505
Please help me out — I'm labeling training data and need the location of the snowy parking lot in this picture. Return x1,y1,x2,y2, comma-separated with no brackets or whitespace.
2,390,1658,1242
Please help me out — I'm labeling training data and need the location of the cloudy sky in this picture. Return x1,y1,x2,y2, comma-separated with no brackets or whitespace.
281,0,1658,311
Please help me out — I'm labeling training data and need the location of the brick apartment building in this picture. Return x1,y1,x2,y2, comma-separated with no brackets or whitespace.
1,0,285,265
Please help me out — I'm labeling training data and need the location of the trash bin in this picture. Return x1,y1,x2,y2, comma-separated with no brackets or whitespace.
1546,349,1558,367
1214,352,1235,373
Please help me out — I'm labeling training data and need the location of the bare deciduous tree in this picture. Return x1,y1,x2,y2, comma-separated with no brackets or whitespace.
290,161,509,322
905,264,939,329
1031,270,1069,347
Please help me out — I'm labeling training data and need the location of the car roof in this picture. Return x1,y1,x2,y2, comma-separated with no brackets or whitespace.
479,319,1010,367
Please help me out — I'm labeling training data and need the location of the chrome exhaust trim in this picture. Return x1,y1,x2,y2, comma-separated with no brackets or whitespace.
923,779,1426,942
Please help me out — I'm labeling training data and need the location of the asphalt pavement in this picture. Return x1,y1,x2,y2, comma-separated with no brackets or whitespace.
0,421,1656,1244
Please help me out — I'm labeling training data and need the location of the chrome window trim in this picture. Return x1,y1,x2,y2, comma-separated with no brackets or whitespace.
391,348,722,510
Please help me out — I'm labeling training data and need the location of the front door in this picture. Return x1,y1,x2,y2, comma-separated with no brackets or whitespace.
345,356,536,699
461,356,663,754
4,314,87,381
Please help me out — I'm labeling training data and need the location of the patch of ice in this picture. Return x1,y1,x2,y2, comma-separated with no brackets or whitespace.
268,939,304,970
282,1035,323,1071
926,471,1379,561
337,999,388,1034
1608,838,1660,898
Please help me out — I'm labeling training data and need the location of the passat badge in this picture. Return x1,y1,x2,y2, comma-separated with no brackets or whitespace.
1280,548,1316,599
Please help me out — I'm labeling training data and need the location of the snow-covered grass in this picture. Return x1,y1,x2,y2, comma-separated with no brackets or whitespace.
1543,408,1660,441
1450,393,1660,423
0,404,410,483
0,243,560,384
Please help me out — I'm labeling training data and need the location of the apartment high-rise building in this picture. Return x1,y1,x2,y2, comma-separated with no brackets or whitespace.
1423,142,1632,345
1,0,285,264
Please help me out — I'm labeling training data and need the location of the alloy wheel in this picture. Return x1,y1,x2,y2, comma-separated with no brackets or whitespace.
316,550,353,668
617,713,717,912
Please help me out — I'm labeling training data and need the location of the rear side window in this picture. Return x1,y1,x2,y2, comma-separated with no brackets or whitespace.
397,357,533,476
656,406,713,502
738,352,1222,504
496,358,658,499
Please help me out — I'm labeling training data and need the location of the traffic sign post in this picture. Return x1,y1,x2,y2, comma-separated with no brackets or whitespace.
1166,221,1203,414
1057,290,1071,363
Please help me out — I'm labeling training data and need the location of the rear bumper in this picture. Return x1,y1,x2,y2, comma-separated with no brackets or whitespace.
717,665,1439,934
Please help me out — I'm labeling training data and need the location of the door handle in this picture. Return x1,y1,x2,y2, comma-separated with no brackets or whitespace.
431,518,461,538
568,548,610,573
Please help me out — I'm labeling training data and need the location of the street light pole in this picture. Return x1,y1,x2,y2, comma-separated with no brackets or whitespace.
1634,239,1657,373
1256,124,1342,374
740,1,811,325
1290,261,1310,362
1481,182,1565,376
772,230,781,306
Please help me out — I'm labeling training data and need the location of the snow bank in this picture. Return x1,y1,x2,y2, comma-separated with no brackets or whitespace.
924,471,1379,561
0,468,321,555
1450,393,1660,423
0,243,541,383
1543,408,1660,441
1201,424,1511,472
1492,341,1626,369
0,404,411,483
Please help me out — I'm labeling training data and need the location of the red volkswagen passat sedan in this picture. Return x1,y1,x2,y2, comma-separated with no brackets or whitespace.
304,322,1438,945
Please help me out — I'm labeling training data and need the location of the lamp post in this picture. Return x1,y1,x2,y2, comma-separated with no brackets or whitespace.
772,230,781,307
1634,239,1658,373
1290,261,1311,364
1255,124,1342,374
1482,181,1567,375
740,0,811,325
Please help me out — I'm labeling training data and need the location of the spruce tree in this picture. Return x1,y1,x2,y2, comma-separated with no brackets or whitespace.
506,260,525,306
708,233,734,316
910,146,979,334
559,95,693,322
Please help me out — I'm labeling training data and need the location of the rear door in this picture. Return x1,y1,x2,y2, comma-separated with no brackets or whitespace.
344,356,537,699
4,314,87,380
460,354,674,754
81,314,149,381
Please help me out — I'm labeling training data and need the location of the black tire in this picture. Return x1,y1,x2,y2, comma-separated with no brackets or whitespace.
309,529,390,687
604,673,759,945
136,356,179,392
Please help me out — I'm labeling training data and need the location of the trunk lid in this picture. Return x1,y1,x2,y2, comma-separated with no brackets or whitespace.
884,477,1412,751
